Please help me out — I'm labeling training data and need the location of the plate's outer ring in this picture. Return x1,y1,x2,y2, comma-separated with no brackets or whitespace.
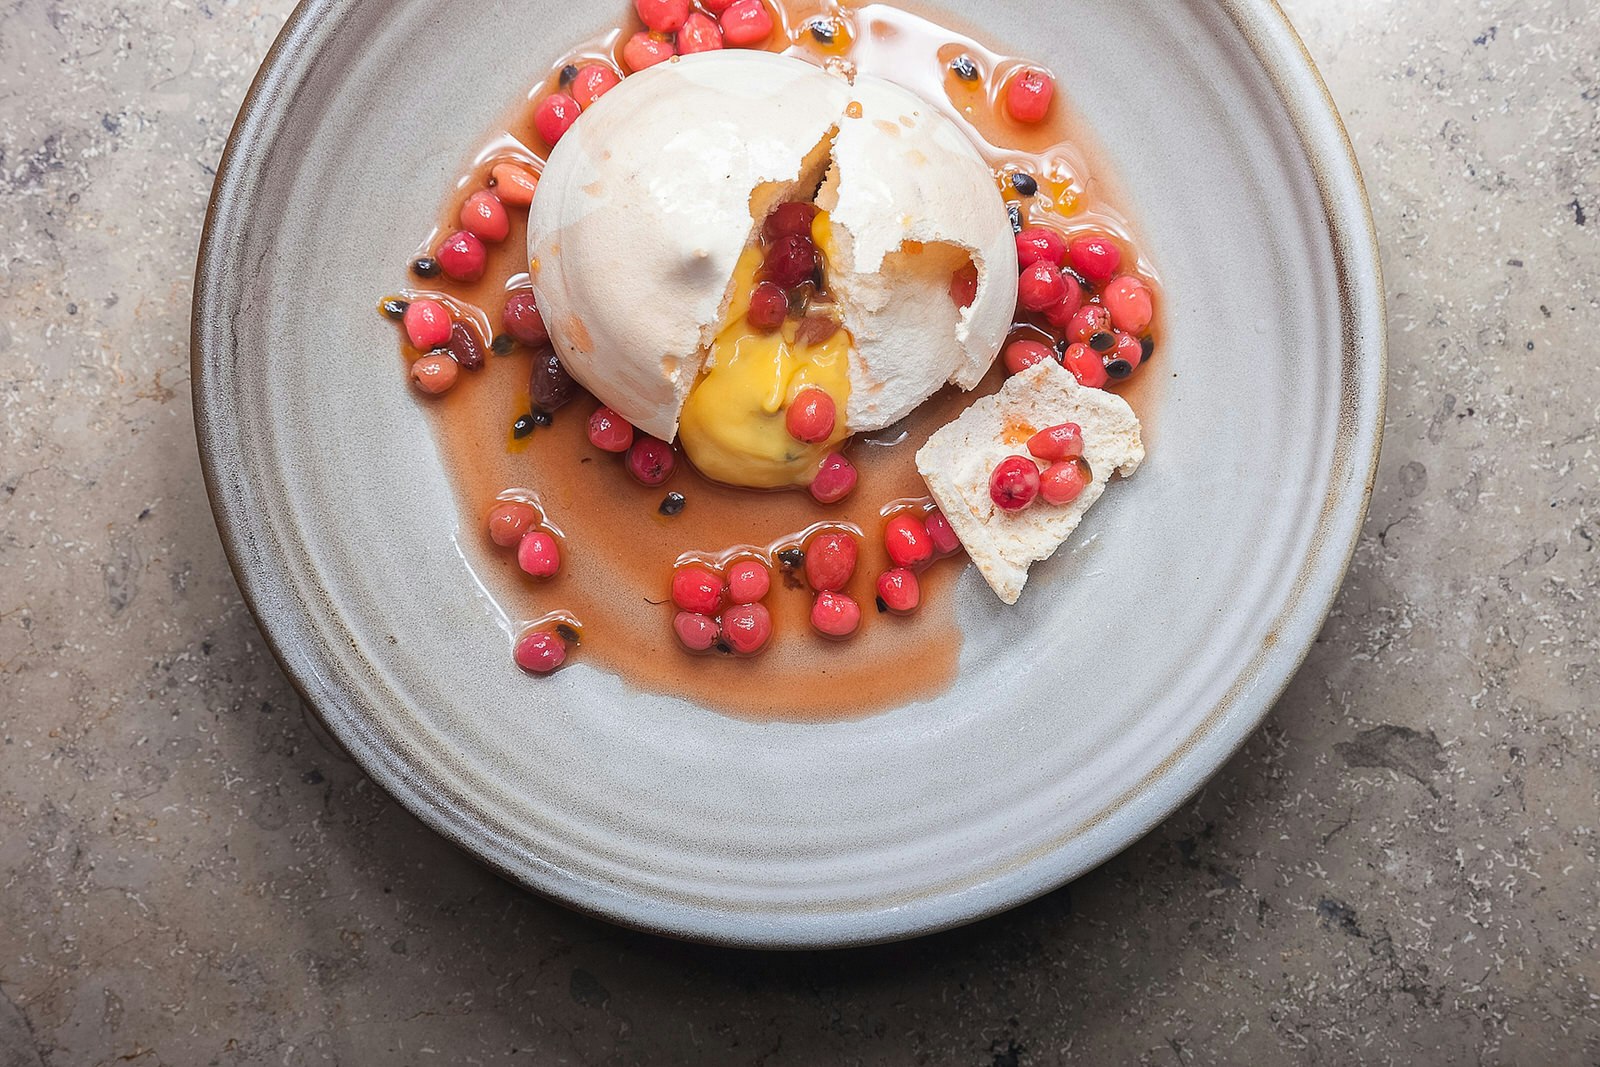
192,0,1385,948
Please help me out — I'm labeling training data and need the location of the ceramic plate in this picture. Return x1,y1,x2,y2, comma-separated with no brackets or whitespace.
193,0,1384,947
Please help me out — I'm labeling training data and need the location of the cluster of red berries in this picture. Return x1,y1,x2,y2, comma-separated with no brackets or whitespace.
671,557,776,655
586,405,679,487
485,499,574,673
624,0,778,77
876,507,962,614
989,422,1093,512
1006,229,1156,389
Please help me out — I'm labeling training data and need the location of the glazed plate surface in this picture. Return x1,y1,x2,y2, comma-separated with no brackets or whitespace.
193,0,1384,947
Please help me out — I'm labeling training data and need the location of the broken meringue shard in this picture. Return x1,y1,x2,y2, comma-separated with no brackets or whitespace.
528,50,1017,485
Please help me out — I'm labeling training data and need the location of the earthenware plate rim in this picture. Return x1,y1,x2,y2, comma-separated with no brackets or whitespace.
191,0,1386,948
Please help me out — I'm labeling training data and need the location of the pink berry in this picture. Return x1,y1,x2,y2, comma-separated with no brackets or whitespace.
459,190,509,244
1066,304,1113,345
1040,458,1092,505
626,435,676,485
622,31,676,72
876,569,920,615
571,65,621,109
786,388,836,444
676,12,724,53
1018,261,1067,312
720,0,774,47
727,559,771,604
1006,68,1054,123
1004,339,1055,375
950,262,978,309
672,565,724,615
1103,275,1154,334
764,201,819,242
1107,331,1144,379
990,455,1041,511
487,501,538,548
635,0,690,32
502,290,549,347
883,514,932,568
587,406,635,453
746,282,788,332
804,532,857,592
516,530,561,578
722,602,772,655
673,611,719,652
514,629,567,674
1041,273,1087,327
1068,234,1122,285
1027,422,1084,463
1061,342,1109,389
402,299,452,350
1016,227,1067,268
811,591,862,639
763,234,819,289
534,93,581,147
924,509,961,556
809,452,858,504
436,230,487,282
410,353,459,395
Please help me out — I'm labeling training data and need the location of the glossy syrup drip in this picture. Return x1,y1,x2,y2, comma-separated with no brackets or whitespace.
396,0,1162,721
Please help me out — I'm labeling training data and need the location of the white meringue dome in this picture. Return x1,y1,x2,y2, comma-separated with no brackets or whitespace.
528,50,1017,486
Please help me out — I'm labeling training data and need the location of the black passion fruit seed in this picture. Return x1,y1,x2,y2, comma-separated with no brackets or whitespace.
379,297,410,319
1007,203,1023,234
1010,172,1039,197
1141,336,1156,361
532,410,553,427
658,492,686,516
411,256,441,279
808,19,835,44
1105,358,1134,380
1089,330,1117,353
513,414,536,439
559,64,579,87
950,55,979,81
491,333,515,355
778,547,805,568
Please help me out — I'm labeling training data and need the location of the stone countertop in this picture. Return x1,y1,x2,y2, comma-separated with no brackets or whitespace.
1,0,1596,1063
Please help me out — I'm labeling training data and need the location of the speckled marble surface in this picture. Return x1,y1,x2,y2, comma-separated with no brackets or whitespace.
2,0,1597,1063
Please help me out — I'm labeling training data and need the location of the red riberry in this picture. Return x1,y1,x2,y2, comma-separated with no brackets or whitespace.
1018,261,1067,312
635,0,689,32
622,31,676,72
1027,422,1084,462
677,12,724,53
517,530,562,579
1061,342,1109,389
487,501,538,548
924,509,961,556
1040,458,1091,505
460,190,509,243
722,602,773,655
1103,275,1154,334
726,559,771,604
804,532,857,592
763,201,819,242
1066,304,1112,345
810,452,858,504
746,282,788,332
990,455,1041,511
436,230,487,282
1107,331,1143,379
672,565,724,614
410,354,458,395
950,262,979,309
883,514,932,568
587,406,634,452
876,569,920,614
1004,339,1055,375
786,388,836,444
720,0,774,46
1068,234,1122,285
701,0,733,11
502,290,549,347
403,299,452,350
534,93,581,147
763,233,819,289
513,629,567,674
673,611,719,652
1041,272,1087,327
627,435,676,485
1016,226,1067,268
572,65,621,110
1006,68,1054,123
811,591,862,638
